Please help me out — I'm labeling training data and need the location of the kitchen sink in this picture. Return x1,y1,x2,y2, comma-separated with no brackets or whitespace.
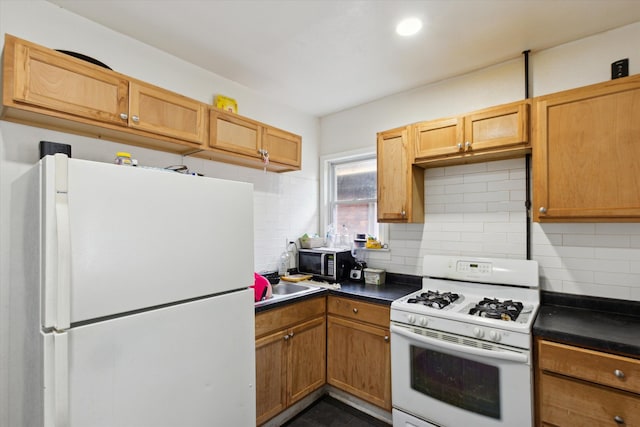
255,281,319,307
271,282,312,296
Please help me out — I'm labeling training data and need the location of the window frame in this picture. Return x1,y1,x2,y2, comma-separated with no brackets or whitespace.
320,149,388,245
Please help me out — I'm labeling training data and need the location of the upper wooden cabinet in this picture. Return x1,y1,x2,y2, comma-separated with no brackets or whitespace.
414,100,530,166
377,126,425,223
128,81,206,144
2,34,206,152
8,36,129,127
199,108,301,172
2,34,301,172
533,74,640,222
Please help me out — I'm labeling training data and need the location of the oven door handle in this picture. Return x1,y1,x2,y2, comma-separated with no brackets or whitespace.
390,324,529,363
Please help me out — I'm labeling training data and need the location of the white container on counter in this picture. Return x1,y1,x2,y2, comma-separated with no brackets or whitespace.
364,268,385,285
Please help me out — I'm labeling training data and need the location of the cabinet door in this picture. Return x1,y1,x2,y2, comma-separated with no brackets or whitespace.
464,101,529,152
129,82,206,144
377,127,424,223
327,315,391,410
534,76,640,221
414,117,463,159
209,109,262,158
255,329,287,426
10,36,129,126
263,126,302,168
288,316,326,405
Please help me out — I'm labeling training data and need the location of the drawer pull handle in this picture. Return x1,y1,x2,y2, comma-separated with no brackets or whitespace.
614,415,624,424
353,308,358,314
614,369,625,379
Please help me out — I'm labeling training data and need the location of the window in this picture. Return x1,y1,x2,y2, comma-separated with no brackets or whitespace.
322,152,384,244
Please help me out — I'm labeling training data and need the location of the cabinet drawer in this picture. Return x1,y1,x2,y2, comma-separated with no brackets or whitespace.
539,372,640,426
327,296,389,328
538,340,640,394
255,296,325,338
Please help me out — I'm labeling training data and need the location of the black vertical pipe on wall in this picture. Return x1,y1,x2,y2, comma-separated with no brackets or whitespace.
523,50,532,260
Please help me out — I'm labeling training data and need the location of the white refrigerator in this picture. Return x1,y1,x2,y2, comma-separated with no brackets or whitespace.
10,154,256,426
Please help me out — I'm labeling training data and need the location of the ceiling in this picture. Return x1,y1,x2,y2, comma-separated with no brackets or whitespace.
48,0,640,117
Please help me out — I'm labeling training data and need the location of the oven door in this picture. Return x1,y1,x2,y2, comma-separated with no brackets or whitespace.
390,323,533,427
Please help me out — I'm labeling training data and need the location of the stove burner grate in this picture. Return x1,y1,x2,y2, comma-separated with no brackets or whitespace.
469,298,523,321
407,290,460,309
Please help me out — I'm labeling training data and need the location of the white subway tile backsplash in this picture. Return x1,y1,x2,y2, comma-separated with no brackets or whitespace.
562,281,631,300
446,203,488,213
464,190,510,203
595,223,640,235
486,158,524,171
594,247,640,261
384,159,640,301
447,182,487,195
442,222,484,232
464,212,511,222
594,271,640,287
464,170,510,183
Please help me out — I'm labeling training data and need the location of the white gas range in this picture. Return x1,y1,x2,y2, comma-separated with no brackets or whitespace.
390,255,539,427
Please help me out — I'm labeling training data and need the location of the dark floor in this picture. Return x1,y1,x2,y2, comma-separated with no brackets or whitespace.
282,395,391,427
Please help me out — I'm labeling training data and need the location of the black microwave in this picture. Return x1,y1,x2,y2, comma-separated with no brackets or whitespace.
298,248,354,282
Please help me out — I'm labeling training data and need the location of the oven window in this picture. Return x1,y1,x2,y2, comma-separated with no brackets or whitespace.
410,346,500,419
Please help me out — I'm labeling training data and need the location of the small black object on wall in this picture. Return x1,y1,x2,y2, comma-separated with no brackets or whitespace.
611,58,629,79
39,141,71,159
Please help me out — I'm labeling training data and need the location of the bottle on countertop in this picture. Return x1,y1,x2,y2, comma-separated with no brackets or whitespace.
278,250,290,277
286,241,297,271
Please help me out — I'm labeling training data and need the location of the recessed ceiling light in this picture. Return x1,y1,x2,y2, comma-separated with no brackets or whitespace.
396,17,422,36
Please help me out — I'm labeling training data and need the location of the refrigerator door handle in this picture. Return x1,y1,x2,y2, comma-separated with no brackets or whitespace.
55,154,71,330
53,331,70,427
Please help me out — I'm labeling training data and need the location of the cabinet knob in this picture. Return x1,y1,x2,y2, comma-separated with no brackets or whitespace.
401,210,406,217
614,415,625,424
457,142,463,150
384,336,389,342
539,207,547,214
131,115,140,123
119,113,128,120
353,308,358,314
289,332,294,338
465,141,471,149
614,369,625,379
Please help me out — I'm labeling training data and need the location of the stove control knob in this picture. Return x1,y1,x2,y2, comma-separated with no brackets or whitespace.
473,327,484,338
407,314,416,324
489,330,501,341
418,317,428,326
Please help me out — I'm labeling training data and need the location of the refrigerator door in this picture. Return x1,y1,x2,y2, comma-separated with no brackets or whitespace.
41,155,254,326
45,289,256,427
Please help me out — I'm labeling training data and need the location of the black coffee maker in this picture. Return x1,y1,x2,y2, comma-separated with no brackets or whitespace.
349,260,367,282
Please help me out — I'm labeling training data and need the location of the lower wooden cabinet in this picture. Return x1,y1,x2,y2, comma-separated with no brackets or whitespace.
327,296,392,410
536,339,640,426
255,297,326,425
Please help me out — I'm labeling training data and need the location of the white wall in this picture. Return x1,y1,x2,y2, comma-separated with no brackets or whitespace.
321,20,640,303
0,2,320,424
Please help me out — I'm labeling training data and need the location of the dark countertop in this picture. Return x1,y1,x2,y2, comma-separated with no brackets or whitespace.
255,272,422,313
533,292,640,358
